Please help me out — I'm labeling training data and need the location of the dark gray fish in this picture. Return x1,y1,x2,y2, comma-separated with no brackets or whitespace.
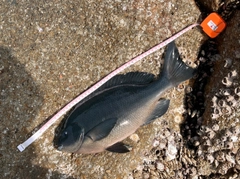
55,42,195,154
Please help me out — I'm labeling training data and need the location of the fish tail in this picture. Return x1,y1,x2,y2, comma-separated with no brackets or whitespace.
161,41,195,86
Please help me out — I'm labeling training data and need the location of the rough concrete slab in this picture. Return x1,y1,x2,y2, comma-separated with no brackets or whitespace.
1,0,203,178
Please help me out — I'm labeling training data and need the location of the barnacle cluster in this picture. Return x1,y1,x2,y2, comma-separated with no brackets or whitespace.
131,123,240,179
211,69,240,119
192,124,240,176
132,121,185,179
131,121,201,179
181,40,218,144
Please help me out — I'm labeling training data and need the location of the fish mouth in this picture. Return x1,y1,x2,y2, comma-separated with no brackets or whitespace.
55,137,83,153
53,139,64,151
56,127,85,153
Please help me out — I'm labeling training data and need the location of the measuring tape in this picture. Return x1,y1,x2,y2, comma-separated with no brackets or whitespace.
17,13,226,152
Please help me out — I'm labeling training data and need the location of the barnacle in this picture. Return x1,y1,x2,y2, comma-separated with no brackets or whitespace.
206,154,214,163
211,95,218,107
221,105,232,115
234,87,240,96
215,151,226,162
222,76,233,87
224,141,233,149
221,89,231,96
207,130,216,139
212,124,220,131
224,58,232,68
152,139,160,147
228,70,238,79
225,152,235,164
218,99,227,107
236,149,240,165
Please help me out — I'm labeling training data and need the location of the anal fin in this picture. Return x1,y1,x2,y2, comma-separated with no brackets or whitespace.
106,142,131,153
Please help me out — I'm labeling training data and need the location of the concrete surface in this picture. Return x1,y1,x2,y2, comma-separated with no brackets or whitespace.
1,0,239,178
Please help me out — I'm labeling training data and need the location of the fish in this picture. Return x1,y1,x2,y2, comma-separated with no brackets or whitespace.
55,41,195,154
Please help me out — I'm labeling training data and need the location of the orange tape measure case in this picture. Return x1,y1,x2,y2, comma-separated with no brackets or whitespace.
200,12,226,38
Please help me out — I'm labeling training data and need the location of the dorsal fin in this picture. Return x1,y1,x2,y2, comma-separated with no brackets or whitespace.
97,72,155,91
75,72,155,108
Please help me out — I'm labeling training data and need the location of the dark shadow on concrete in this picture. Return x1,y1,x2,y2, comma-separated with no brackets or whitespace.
180,0,240,149
0,46,75,178
180,40,218,149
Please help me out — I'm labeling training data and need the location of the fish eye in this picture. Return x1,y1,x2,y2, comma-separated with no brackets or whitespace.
64,131,68,136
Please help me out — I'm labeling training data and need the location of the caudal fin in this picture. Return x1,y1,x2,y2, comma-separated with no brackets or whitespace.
161,41,195,86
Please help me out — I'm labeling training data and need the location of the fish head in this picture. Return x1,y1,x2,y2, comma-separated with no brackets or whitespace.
56,122,84,153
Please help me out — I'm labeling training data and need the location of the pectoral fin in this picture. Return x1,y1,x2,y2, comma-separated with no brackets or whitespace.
106,142,131,153
86,118,117,141
143,98,170,125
